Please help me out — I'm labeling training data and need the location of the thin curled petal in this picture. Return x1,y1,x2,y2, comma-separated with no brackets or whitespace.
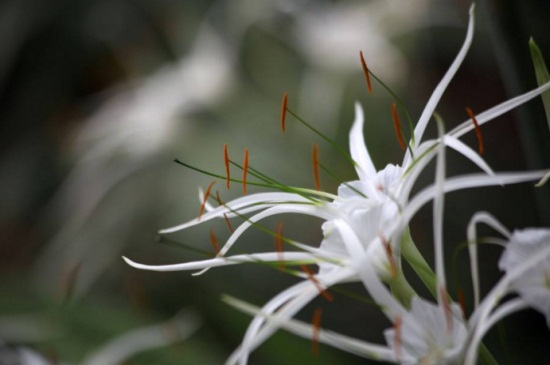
159,192,313,234
443,136,494,176
450,79,550,139
466,212,510,308
123,252,318,272
350,102,377,180
407,4,475,158
224,295,397,362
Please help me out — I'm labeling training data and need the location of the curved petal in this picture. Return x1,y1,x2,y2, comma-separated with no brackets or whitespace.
122,252,317,272
450,79,550,140
443,135,495,176
405,3,476,165
217,204,336,257
350,102,377,180
466,212,510,308
224,295,397,362
159,192,314,234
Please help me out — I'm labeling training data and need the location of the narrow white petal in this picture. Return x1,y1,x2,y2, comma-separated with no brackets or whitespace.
224,295,397,362
408,4,475,157
399,170,550,234
443,135,495,176
81,310,200,365
466,212,510,308
350,102,377,180
122,252,316,272
218,204,335,257
227,269,354,365
450,79,550,140
434,120,447,298
159,192,313,234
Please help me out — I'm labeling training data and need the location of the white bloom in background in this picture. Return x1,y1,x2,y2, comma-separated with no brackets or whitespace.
499,228,550,326
384,297,467,365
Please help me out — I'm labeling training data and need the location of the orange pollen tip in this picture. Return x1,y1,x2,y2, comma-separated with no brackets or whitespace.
242,148,249,195
209,228,220,255
301,265,333,302
359,50,373,95
198,181,216,221
394,316,403,361
275,222,285,270
281,93,288,133
440,286,453,333
391,103,407,151
312,143,321,191
215,191,223,205
223,213,234,233
312,307,323,356
466,107,484,155
224,144,231,189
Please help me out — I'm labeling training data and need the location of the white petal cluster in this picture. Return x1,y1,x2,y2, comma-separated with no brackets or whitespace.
123,3,550,364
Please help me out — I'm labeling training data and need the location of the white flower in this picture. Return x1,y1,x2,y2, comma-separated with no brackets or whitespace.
124,4,550,364
498,228,550,326
384,297,468,365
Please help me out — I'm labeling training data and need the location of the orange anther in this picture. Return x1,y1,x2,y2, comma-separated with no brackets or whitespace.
224,144,230,189
312,143,321,191
281,93,288,133
242,148,249,195
198,181,216,221
209,228,220,255
223,213,234,233
312,307,323,356
274,221,285,270
360,50,373,95
466,107,484,155
301,265,333,302
391,103,407,151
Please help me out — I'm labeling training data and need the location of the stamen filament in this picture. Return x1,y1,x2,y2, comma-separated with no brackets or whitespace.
312,143,321,191
439,285,453,333
466,107,484,155
242,148,249,195
359,50,373,95
198,181,216,220
312,307,323,356
301,265,334,302
281,93,288,133
392,103,407,151
286,108,355,166
224,144,231,189
274,221,284,271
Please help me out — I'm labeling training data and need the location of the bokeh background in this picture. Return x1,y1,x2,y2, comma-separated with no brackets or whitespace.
1,0,549,364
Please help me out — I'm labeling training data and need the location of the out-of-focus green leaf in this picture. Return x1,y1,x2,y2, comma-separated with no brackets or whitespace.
529,37,550,131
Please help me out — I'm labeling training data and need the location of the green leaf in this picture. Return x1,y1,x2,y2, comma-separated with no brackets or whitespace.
529,37,550,131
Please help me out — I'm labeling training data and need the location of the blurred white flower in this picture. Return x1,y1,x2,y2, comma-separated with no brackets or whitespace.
499,228,550,326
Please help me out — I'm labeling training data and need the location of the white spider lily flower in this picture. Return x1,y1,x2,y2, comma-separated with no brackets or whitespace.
383,297,468,365
498,228,550,326
123,4,550,364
